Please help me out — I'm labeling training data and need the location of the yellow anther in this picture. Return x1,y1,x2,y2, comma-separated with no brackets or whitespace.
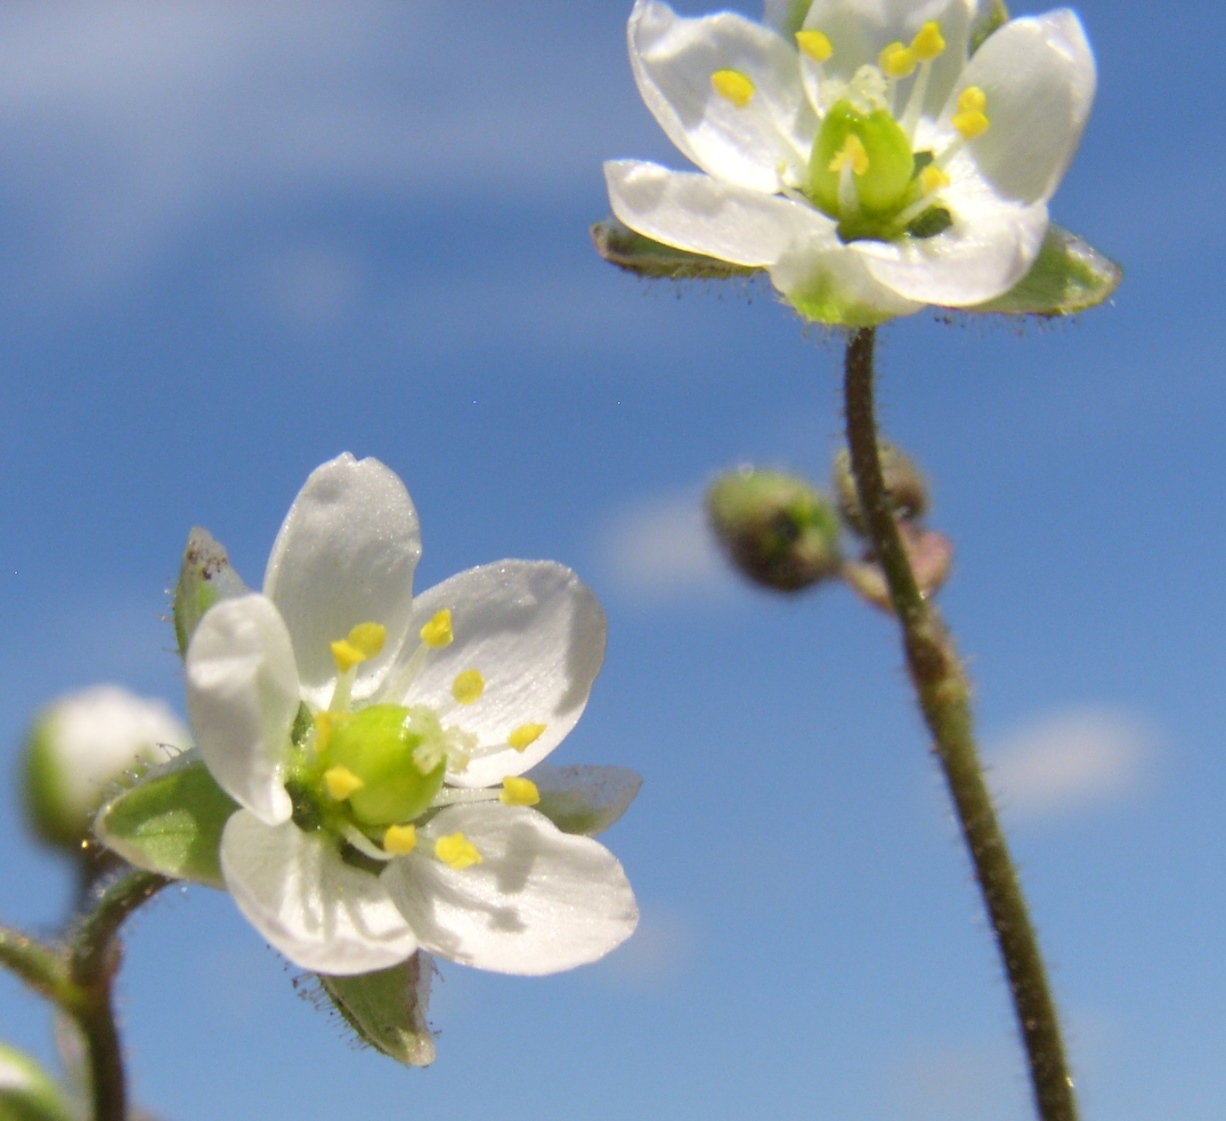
499,776,541,807
957,85,987,113
451,669,485,705
330,621,386,672
828,133,870,177
434,832,482,870
383,823,417,856
795,30,833,63
919,165,950,194
910,21,945,61
951,93,989,139
419,609,453,649
506,723,547,751
312,710,348,753
711,69,755,108
323,765,365,801
878,42,917,79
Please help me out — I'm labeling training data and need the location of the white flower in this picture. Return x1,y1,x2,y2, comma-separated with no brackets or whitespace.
185,453,637,976
604,0,1095,324
23,686,189,848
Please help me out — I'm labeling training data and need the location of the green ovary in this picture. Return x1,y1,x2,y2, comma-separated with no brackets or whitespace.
321,704,447,826
808,100,916,239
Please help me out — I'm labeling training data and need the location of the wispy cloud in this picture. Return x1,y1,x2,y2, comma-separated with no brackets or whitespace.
0,2,643,302
985,706,1156,821
596,488,736,604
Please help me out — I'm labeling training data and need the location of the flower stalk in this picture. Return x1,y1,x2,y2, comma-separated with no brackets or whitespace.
842,326,1078,1121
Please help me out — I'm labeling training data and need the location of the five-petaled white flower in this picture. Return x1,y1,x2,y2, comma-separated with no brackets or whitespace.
185,453,637,976
604,0,1096,324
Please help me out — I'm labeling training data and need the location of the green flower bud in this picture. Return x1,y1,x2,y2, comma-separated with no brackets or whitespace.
809,101,914,221
706,467,842,592
21,687,189,852
172,527,250,658
833,443,930,535
318,705,447,827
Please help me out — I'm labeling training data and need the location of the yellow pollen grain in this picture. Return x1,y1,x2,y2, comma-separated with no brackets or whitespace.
919,165,950,194
434,831,482,870
499,776,540,807
795,30,832,62
330,639,365,673
710,69,755,108
383,824,417,856
829,133,869,176
506,723,547,751
329,621,387,673
951,107,989,139
451,669,485,705
419,609,453,649
910,21,945,61
957,85,987,113
878,42,917,79
323,765,365,801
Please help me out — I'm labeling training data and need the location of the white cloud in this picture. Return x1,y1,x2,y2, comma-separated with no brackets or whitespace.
597,488,735,603
0,1,646,302
985,707,1156,821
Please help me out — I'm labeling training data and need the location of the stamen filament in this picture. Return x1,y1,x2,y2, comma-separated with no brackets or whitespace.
342,824,397,862
429,786,502,807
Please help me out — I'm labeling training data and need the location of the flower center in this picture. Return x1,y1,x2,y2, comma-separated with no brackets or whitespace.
317,704,449,827
710,20,990,245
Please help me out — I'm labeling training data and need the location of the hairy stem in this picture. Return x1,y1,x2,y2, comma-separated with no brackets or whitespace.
66,869,168,1121
842,326,1078,1121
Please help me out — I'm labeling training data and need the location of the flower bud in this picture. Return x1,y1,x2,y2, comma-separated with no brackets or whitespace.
21,686,189,852
833,443,929,534
706,467,842,592
843,524,953,612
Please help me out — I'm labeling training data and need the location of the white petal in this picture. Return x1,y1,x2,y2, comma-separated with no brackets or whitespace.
605,160,832,268
629,0,814,192
221,811,418,975
185,595,298,826
769,232,923,324
383,805,637,975
396,562,605,788
263,453,421,710
857,175,1048,305
803,0,976,116
951,10,1095,205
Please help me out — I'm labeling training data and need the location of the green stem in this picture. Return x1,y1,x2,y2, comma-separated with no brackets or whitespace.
842,326,1078,1121
66,869,168,1121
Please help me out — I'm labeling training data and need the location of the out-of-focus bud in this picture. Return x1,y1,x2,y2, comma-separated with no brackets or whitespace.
21,686,190,852
833,443,929,535
843,524,954,612
706,467,842,592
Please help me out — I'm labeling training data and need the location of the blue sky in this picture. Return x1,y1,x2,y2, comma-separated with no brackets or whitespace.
1,1,1225,1119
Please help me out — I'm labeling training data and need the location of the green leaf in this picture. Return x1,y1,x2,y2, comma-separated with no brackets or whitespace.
319,954,436,1068
172,527,251,657
964,224,1121,317
591,218,760,281
529,764,642,837
93,752,236,889
0,1043,76,1121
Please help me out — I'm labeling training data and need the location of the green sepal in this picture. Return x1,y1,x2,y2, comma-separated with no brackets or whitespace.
93,752,236,889
969,0,1009,54
0,1043,76,1121
172,527,251,658
963,224,1120,316
591,218,760,281
319,954,436,1068
529,764,642,837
